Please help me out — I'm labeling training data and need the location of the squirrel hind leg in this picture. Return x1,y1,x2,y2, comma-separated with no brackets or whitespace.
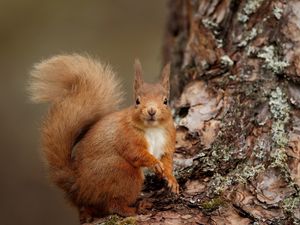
79,206,96,224
107,198,137,217
78,204,110,223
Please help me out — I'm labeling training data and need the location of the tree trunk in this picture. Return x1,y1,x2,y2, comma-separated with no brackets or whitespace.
89,0,300,224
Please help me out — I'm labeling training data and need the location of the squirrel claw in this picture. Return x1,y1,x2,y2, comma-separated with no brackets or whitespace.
168,179,180,194
152,161,164,175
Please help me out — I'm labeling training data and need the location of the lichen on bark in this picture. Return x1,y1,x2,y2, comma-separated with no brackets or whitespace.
161,0,300,224
94,1,300,224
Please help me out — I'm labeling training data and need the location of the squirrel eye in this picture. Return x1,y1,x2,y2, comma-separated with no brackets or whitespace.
163,98,168,105
136,98,140,105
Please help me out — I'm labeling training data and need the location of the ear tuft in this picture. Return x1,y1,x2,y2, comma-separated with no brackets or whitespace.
134,58,143,93
160,63,170,94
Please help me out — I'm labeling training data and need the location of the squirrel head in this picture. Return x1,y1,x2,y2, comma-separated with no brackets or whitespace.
131,59,172,128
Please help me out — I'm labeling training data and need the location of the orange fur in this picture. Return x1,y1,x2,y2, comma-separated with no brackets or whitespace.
29,54,178,222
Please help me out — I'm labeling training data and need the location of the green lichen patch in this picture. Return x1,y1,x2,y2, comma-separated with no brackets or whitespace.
238,0,265,23
271,122,289,147
246,46,258,56
269,87,290,147
269,87,290,122
283,195,300,215
257,45,289,74
238,28,258,47
220,55,234,68
208,173,233,195
253,139,268,160
201,155,217,173
270,148,288,170
273,6,283,20
211,145,233,163
268,87,291,179
236,164,265,184
202,18,219,32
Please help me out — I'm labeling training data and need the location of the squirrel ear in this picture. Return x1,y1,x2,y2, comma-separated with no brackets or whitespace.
160,63,170,94
134,59,143,92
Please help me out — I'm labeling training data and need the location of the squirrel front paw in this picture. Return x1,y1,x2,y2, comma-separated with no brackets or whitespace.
151,161,164,175
167,177,179,194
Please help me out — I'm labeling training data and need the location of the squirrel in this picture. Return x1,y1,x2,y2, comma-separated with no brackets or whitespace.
29,54,179,222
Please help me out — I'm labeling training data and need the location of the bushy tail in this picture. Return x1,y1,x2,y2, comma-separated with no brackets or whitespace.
29,54,123,192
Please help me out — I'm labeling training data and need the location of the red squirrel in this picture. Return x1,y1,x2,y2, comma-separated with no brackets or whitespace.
29,54,179,222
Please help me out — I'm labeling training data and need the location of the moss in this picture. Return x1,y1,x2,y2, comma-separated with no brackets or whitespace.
257,45,289,74
201,197,225,212
238,0,265,23
101,215,119,225
100,216,137,225
118,217,137,225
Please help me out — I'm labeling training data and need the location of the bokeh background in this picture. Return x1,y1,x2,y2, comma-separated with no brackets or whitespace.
0,1,167,224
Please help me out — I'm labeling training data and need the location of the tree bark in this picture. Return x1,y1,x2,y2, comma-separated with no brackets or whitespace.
89,0,300,224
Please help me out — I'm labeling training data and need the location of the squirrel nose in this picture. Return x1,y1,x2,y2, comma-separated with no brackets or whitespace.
147,108,156,116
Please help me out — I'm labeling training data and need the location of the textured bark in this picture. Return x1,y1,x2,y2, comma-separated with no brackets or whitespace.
88,0,300,224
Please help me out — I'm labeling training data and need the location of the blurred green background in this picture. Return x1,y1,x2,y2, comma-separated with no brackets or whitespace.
0,1,167,224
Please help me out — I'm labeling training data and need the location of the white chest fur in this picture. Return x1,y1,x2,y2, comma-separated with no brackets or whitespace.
145,127,166,159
